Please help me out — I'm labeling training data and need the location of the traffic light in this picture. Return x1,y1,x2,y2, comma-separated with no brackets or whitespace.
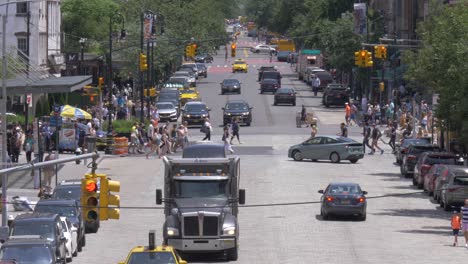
98,175,120,220
81,174,99,221
359,50,366,67
185,45,192,58
231,43,236,57
380,46,387,59
98,77,104,87
374,46,382,59
144,88,156,97
192,44,197,56
139,53,148,71
379,82,385,92
365,51,373,67
354,51,361,66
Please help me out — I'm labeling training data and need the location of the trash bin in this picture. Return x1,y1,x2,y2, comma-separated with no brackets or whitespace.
85,136,96,153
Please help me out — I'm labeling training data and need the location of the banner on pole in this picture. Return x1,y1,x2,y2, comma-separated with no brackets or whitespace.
143,13,154,41
353,3,367,35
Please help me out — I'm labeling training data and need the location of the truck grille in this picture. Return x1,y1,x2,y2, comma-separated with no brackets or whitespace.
183,214,219,237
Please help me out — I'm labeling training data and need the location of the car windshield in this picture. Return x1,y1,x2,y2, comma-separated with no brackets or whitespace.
156,103,174,110
127,252,176,264
277,89,293,94
328,185,362,194
223,80,239,85
0,245,53,264
52,186,81,200
175,180,228,198
35,204,77,218
410,146,441,154
402,139,431,147
11,223,54,240
169,78,187,84
225,103,248,110
234,61,245,65
184,104,206,112
426,157,456,165
262,79,277,84
180,89,197,94
453,176,468,185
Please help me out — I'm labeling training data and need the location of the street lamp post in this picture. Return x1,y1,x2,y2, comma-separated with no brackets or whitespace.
79,38,86,75
105,13,125,155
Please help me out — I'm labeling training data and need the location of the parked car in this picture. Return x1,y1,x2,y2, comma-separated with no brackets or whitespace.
60,217,78,261
155,102,178,122
274,87,296,106
220,79,241,95
257,66,276,81
394,138,432,164
433,165,466,203
288,136,364,163
261,71,281,85
34,199,86,253
440,166,468,211
305,68,325,85
322,84,350,107
260,78,280,94
181,101,210,125
314,71,334,90
51,180,100,234
195,63,208,77
222,100,253,126
10,213,67,263
0,236,57,264
401,145,441,177
318,182,367,221
250,44,276,53
194,53,213,63
413,152,458,189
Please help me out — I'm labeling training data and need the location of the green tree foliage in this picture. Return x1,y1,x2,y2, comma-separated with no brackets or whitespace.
403,2,468,145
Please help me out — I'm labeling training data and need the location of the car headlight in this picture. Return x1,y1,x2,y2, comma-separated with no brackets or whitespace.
166,227,179,236
201,114,207,117
184,114,191,117
242,112,250,116
223,227,236,236
170,112,177,116
227,113,231,116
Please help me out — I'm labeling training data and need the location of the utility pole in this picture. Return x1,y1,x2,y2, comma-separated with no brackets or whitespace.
1,14,9,228
139,13,144,123
24,8,30,130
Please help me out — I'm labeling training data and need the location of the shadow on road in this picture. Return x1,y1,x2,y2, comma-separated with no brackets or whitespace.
372,208,450,220
397,229,451,236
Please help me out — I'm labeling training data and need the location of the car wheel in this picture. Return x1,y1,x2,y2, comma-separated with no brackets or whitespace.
238,89,241,94
292,101,296,106
349,159,358,164
325,99,330,108
311,159,318,162
82,234,86,247
221,91,224,95
443,199,451,211
359,213,367,221
273,100,277,106
417,182,423,189
330,152,340,163
260,90,264,94
321,208,328,220
227,244,238,261
292,150,303,161
77,238,83,252
412,176,417,186
246,122,251,126
400,166,405,176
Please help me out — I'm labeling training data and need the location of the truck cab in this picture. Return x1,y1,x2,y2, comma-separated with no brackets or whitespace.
156,157,245,261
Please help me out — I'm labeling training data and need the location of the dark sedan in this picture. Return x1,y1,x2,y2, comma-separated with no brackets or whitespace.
194,53,213,63
258,66,276,81
400,145,441,177
260,78,280,94
182,101,210,125
222,100,253,126
322,84,350,107
288,136,364,163
220,79,241,95
274,87,296,106
395,138,431,164
319,182,367,221
195,63,208,78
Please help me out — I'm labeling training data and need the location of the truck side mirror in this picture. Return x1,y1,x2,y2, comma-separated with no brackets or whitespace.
318,190,324,194
156,189,163,205
238,189,246,205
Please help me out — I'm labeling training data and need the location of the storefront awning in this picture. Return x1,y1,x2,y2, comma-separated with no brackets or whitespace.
5,75,93,96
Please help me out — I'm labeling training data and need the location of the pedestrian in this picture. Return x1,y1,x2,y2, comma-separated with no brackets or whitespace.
129,122,140,154
362,122,372,153
24,132,35,163
337,123,348,137
370,123,384,155
345,103,351,126
389,123,397,153
11,127,22,163
170,124,178,152
223,125,234,154
183,121,189,146
310,124,318,138
350,103,357,126
312,75,321,96
201,118,212,141
43,151,56,187
451,210,462,247
230,118,241,144
301,105,307,126
174,125,186,152
461,199,468,249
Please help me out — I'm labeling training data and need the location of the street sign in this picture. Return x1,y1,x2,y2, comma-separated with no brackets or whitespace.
26,94,32,108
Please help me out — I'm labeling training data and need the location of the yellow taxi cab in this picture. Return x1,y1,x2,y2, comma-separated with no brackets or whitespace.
179,88,200,106
232,58,248,73
119,231,187,264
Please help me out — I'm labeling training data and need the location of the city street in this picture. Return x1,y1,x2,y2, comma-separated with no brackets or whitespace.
62,37,467,263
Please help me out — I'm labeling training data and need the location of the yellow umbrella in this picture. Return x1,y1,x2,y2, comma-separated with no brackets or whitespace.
51,105,92,120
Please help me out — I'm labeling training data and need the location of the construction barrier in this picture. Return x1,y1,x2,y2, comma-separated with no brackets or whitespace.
113,137,129,156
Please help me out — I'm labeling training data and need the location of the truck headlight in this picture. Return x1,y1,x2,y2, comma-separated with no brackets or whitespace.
242,112,249,115
223,227,236,236
201,114,207,117
166,227,179,236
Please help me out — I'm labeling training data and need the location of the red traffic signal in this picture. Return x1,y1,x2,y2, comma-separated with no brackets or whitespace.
231,44,236,49
86,181,98,192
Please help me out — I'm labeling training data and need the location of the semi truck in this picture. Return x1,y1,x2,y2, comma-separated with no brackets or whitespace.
296,49,324,80
156,157,245,261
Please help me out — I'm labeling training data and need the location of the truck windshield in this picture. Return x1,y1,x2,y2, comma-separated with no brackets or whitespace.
175,180,228,198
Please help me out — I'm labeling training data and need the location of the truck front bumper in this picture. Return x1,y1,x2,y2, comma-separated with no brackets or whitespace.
168,238,236,252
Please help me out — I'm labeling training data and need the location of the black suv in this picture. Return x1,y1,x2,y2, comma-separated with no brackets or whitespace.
261,71,282,85
260,78,280,93
257,66,276,81
194,53,213,63
274,87,296,106
0,236,57,264
182,101,211,125
322,84,350,107
10,213,67,263
222,100,253,126
52,180,100,234
400,145,441,177
34,199,86,250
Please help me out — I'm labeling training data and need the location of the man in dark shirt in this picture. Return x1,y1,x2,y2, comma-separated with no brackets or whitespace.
362,122,372,153
337,123,348,137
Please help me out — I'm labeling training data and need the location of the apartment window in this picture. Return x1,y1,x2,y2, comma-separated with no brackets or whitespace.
17,38,27,53
16,2,28,14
